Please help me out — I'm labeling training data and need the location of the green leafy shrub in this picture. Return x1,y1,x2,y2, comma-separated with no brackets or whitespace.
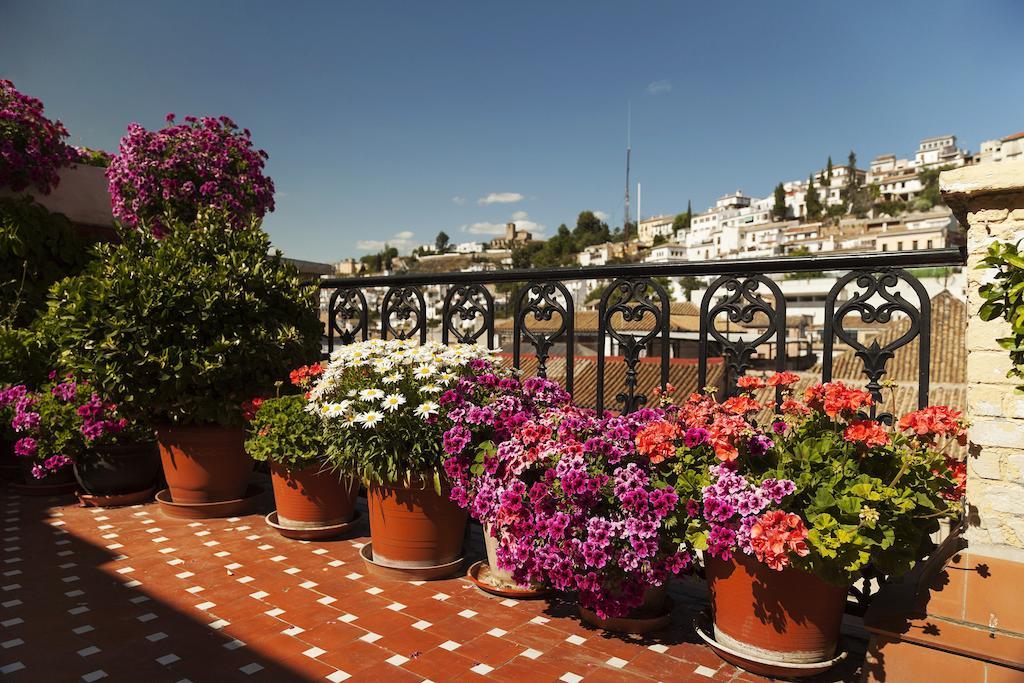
245,394,324,466
0,196,90,327
39,213,323,426
978,239,1024,390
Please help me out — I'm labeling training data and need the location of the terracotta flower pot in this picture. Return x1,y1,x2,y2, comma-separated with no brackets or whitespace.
270,460,358,529
366,478,467,568
74,442,161,496
579,585,673,634
706,553,848,664
155,424,252,504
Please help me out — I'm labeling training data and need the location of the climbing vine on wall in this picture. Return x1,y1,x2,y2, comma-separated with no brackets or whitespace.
978,240,1024,390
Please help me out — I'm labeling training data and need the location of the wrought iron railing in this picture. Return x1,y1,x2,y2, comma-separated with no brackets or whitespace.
319,248,965,415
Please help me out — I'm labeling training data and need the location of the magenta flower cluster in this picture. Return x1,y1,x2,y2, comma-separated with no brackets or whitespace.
106,113,275,237
0,79,78,194
475,406,692,619
3,376,129,479
702,464,796,561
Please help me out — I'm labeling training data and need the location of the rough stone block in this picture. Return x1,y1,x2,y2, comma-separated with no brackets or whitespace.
969,418,1024,449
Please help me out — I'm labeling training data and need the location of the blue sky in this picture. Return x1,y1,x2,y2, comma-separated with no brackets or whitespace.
2,1,1022,261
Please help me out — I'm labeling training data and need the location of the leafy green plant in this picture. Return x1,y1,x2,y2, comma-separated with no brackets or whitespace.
978,239,1024,390
245,394,324,466
39,212,322,427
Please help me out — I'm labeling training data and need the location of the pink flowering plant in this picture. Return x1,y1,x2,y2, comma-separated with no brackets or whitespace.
106,114,275,236
0,79,78,194
4,374,145,479
487,405,693,619
655,373,967,585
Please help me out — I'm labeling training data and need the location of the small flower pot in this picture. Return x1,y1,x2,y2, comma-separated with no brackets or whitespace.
366,478,467,570
155,424,252,504
579,585,673,634
74,442,161,496
478,522,545,595
269,460,358,529
705,553,848,670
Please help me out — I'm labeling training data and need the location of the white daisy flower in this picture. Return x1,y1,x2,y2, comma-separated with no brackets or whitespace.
382,373,402,384
347,389,357,398
412,364,437,380
341,413,358,429
437,372,456,384
414,401,439,419
358,388,385,401
381,393,407,412
420,384,442,393
357,411,384,428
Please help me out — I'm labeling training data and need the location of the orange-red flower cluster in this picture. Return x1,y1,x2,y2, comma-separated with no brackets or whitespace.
898,406,966,441
241,396,264,421
939,457,967,501
635,420,680,464
289,363,324,389
708,414,752,462
843,420,891,448
780,398,810,417
722,395,761,416
736,376,765,391
766,371,801,388
804,382,873,418
749,510,810,571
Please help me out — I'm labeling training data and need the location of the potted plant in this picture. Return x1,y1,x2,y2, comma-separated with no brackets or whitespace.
309,339,495,575
489,402,694,631
246,364,359,535
661,374,966,675
5,374,158,496
440,371,571,594
39,217,322,506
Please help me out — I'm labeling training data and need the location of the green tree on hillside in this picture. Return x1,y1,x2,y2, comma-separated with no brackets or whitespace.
805,175,823,221
573,210,610,248
826,156,834,186
434,231,450,253
772,183,787,221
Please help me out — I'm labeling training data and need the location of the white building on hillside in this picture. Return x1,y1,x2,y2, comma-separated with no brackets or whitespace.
454,241,484,254
978,132,1024,164
637,214,675,246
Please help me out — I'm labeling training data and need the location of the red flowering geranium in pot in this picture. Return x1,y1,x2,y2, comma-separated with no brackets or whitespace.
660,374,966,675
245,364,359,536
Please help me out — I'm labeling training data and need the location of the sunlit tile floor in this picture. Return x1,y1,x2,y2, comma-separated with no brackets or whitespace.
0,477,863,682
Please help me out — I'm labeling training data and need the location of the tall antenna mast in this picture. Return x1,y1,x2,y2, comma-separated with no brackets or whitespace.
624,102,631,238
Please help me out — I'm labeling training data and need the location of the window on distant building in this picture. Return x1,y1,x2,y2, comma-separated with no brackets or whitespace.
882,244,888,251
927,240,933,248
897,241,903,250
912,240,918,249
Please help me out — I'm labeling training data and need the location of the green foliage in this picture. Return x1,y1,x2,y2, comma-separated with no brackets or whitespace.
772,183,787,221
245,394,324,465
0,326,52,387
805,175,822,221
359,244,398,273
672,209,691,233
978,239,1024,389
38,215,323,427
0,196,90,327
434,231,450,253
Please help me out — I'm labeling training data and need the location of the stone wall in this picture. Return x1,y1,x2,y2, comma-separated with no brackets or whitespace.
941,160,1024,562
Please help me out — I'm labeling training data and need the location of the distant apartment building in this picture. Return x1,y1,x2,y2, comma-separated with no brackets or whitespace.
977,131,1024,164
914,135,969,169
577,241,628,267
636,214,675,246
334,257,365,276
866,135,970,197
453,241,485,254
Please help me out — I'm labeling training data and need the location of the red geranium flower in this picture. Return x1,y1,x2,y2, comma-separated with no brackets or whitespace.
635,420,680,464
843,420,891,448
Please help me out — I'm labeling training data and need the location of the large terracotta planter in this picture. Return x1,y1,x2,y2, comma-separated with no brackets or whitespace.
155,424,252,504
270,460,358,528
74,442,160,496
706,553,848,664
366,479,467,568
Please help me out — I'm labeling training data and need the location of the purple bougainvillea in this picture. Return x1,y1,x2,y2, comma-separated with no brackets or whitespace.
0,79,78,194
106,113,275,236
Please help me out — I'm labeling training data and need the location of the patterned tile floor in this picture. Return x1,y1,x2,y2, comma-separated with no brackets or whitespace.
0,476,864,682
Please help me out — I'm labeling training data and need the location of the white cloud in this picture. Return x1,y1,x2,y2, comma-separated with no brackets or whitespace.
647,79,672,95
452,196,466,205
356,230,417,252
462,211,546,238
594,210,609,221
477,192,524,205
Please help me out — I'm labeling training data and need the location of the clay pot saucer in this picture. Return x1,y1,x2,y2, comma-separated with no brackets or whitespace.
78,487,155,508
693,610,847,678
265,510,362,540
579,596,675,635
9,480,78,497
156,485,264,520
466,560,548,599
359,543,463,581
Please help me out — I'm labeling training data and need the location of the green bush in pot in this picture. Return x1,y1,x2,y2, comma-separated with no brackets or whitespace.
38,212,322,504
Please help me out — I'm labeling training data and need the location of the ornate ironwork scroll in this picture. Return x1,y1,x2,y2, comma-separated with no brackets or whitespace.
513,281,575,394
441,284,495,347
380,286,427,343
597,278,670,415
823,269,931,422
698,275,786,399
326,287,368,353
